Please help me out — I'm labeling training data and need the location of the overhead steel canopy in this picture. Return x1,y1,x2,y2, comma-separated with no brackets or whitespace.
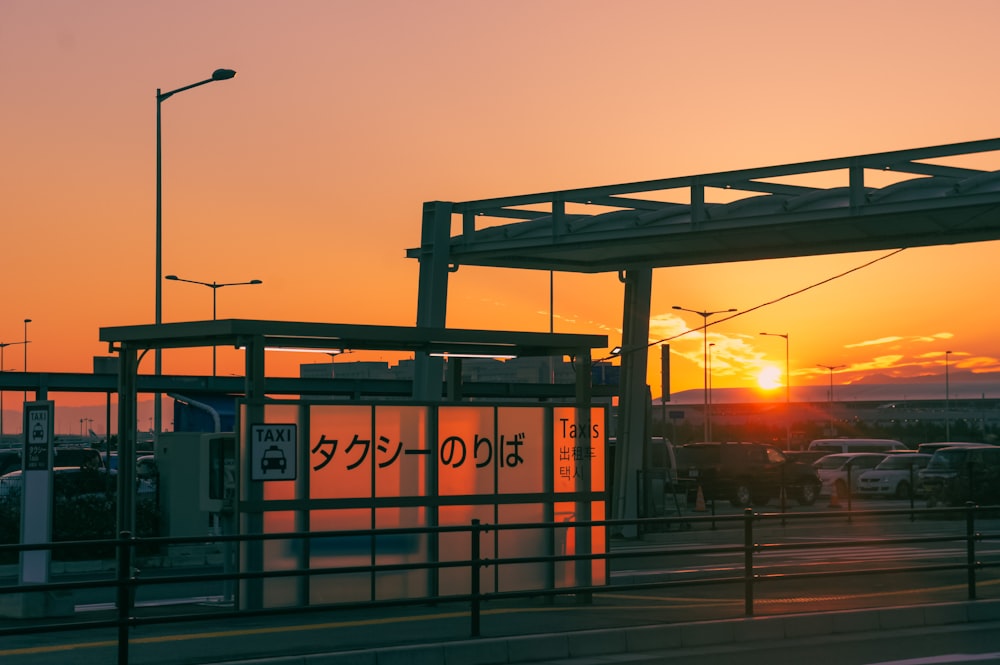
99,319,607,359
406,137,1000,272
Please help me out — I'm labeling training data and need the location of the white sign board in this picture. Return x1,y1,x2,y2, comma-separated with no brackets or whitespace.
21,401,55,584
250,423,296,481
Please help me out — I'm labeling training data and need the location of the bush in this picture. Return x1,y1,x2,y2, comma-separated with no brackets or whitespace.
0,492,161,561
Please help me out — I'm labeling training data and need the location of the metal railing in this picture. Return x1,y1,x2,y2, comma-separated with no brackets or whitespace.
1,503,998,664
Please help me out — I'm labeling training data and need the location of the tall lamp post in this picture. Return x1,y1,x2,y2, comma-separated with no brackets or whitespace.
817,363,845,434
708,342,716,440
945,350,953,441
23,318,31,404
673,305,737,442
760,332,791,448
155,68,237,434
0,339,28,440
165,275,262,375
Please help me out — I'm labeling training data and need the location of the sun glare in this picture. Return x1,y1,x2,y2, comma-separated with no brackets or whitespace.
757,366,783,390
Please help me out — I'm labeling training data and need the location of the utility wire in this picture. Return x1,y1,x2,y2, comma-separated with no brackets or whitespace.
608,247,908,361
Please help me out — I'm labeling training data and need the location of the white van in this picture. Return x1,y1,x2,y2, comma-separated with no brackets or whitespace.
807,438,908,454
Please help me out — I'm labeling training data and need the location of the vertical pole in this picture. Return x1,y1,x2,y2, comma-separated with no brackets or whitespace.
784,336,790,448
154,92,163,442
966,503,977,600
575,349,593,603
23,319,31,404
470,519,481,637
743,508,754,616
945,350,952,441
413,201,453,400
116,530,133,665
212,286,218,376
702,317,709,442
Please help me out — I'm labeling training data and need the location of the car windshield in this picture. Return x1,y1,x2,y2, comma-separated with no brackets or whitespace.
876,455,928,470
814,456,849,470
676,447,719,466
927,449,974,470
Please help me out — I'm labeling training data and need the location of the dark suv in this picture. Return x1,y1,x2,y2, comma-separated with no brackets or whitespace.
920,444,1000,506
675,441,821,507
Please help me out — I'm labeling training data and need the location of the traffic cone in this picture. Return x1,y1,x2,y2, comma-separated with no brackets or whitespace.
694,485,707,512
828,485,841,508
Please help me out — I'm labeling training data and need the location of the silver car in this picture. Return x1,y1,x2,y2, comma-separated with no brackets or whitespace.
813,452,887,498
857,453,932,499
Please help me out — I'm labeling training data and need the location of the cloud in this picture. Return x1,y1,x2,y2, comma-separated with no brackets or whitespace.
845,332,952,348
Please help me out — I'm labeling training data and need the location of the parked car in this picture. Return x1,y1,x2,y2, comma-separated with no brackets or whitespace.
813,452,887,498
0,466,113,503
0,449,20,476
674,441,821,507
916,441,990,455
807,438,908,454
856,453,932,499
920,445,1000,506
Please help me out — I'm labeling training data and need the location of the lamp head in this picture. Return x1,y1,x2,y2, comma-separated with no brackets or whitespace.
250,279,263,285
165,275,179,281
212,69,237,81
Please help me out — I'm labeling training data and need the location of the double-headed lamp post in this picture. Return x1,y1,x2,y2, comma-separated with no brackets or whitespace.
817,363,845,433
945,350,953,440
0,339,28,440
155,68,237,434
672,305,737,442
760,332,791,448
165,275,262,376
23,318,31,404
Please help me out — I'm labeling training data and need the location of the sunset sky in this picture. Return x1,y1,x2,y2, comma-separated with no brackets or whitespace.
3,0,1000,428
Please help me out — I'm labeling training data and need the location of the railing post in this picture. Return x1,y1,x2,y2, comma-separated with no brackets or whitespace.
470,519,481,637
966,503,977,600
116,530,134,665
744,508,754,617
908,464,916,521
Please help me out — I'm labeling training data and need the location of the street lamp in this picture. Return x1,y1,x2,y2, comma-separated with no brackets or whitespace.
708,342,716,440
945,350,953,440
155,68,237,434
672,305,737,442
23,318,31,404
0,339,28,440
165,275,262,375
817,363,845,433
760,332,791,448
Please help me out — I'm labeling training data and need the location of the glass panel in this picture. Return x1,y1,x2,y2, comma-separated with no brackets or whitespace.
438,505,495,595
308,405,373,499
375,507,428,600
553,407,605,493
260,510,298,607
497,407,544,494
438,406,496,496
496,503,546,591
308,508,373,604
374,406,428,499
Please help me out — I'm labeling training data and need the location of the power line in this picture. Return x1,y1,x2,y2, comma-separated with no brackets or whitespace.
608,247,908,361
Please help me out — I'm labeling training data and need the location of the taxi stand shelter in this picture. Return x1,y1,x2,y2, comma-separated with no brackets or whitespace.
99,319,608,606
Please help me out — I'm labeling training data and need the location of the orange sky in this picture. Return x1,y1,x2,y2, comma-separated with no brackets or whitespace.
3,0,1000,423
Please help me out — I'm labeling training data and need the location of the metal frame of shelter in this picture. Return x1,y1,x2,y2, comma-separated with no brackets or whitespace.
407,137,1000,535
98,320,608,543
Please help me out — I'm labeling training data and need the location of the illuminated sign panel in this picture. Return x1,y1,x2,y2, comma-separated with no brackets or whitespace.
248,403,605,605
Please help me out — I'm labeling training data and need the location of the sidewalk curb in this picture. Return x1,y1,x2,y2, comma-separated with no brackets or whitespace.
202,599,1000,665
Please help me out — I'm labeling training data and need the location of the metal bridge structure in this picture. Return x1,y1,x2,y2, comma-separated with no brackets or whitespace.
407,137,1000,534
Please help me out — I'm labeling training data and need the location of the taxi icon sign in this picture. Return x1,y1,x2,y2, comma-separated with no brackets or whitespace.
260,445,287,474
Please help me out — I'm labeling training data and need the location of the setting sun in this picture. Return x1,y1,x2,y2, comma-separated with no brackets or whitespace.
757,366,783,390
